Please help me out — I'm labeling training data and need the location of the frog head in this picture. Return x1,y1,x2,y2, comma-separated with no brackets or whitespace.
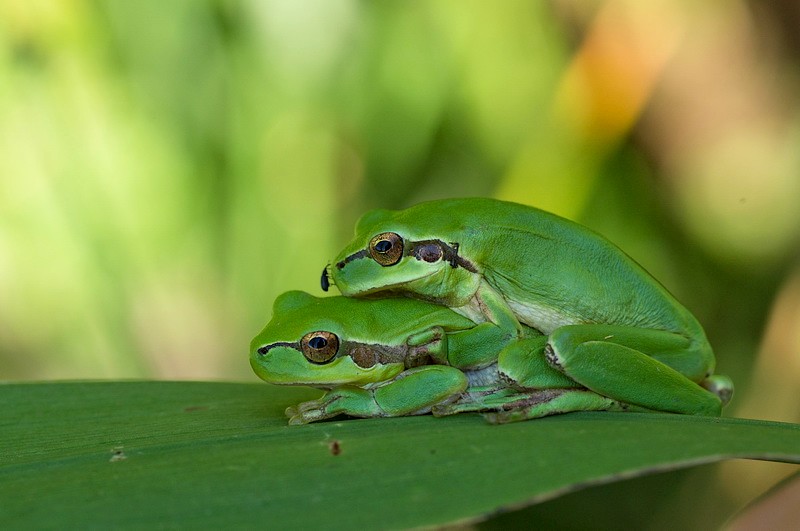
323,204,481,306
250,291,409,388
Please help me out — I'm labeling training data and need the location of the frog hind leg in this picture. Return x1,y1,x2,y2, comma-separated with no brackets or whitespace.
431,386,525,416
545,325,723,416
285,365,467,425
481,389,647,424
432,384,657,422
496,336,582,390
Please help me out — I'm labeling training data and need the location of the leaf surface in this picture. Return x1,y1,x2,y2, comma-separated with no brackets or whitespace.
2,381,799,528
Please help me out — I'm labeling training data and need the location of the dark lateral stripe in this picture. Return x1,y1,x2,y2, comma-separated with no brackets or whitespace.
416,239,478,273
336,239,479,273
452,253,478,273
257,341,299,355
336,249,369,269
440,241,478,273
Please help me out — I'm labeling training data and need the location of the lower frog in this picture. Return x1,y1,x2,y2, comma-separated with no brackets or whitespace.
250,291,711,425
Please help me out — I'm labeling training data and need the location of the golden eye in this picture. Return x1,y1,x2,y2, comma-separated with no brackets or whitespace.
301,331,339,364
369,232,404,266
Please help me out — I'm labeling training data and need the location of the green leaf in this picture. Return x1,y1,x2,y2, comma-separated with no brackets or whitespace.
2,381,799,528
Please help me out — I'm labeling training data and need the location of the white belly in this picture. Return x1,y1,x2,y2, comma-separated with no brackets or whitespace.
451,292,576,335
507,299,576,334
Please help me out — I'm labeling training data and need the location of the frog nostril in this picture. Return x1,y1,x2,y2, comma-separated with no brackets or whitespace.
257,346,269,355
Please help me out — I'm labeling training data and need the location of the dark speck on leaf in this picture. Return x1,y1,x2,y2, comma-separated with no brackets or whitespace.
329,440,341,456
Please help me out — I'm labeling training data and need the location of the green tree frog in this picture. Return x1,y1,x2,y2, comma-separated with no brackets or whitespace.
322,198,733,416
251,291,640,425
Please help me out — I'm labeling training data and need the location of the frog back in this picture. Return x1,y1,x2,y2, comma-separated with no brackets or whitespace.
392,198,703,336
262,291,476,348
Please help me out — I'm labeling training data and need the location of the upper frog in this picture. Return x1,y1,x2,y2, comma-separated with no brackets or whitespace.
322,197,733,414
326,197,695,335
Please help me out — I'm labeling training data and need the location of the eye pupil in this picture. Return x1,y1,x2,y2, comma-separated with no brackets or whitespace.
309,336,327,349
375,240,392,253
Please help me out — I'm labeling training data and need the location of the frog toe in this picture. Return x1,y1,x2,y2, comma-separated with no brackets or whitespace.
701,375,734,407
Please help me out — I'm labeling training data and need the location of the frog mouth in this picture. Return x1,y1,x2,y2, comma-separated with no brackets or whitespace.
341,270,441,298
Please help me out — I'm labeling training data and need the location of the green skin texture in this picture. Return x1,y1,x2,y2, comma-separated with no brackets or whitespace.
251,291,631,425
326,198,733,417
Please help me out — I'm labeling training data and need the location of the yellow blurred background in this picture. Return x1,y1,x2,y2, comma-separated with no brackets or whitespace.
2,0,800,523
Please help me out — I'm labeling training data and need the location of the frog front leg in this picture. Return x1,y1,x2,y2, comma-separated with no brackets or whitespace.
408,324,524,372
386,283,535,372
472,281,525,336
285,365,468,425
544,325,733,416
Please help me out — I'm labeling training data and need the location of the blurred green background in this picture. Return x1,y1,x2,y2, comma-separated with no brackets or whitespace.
1,0,799,516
